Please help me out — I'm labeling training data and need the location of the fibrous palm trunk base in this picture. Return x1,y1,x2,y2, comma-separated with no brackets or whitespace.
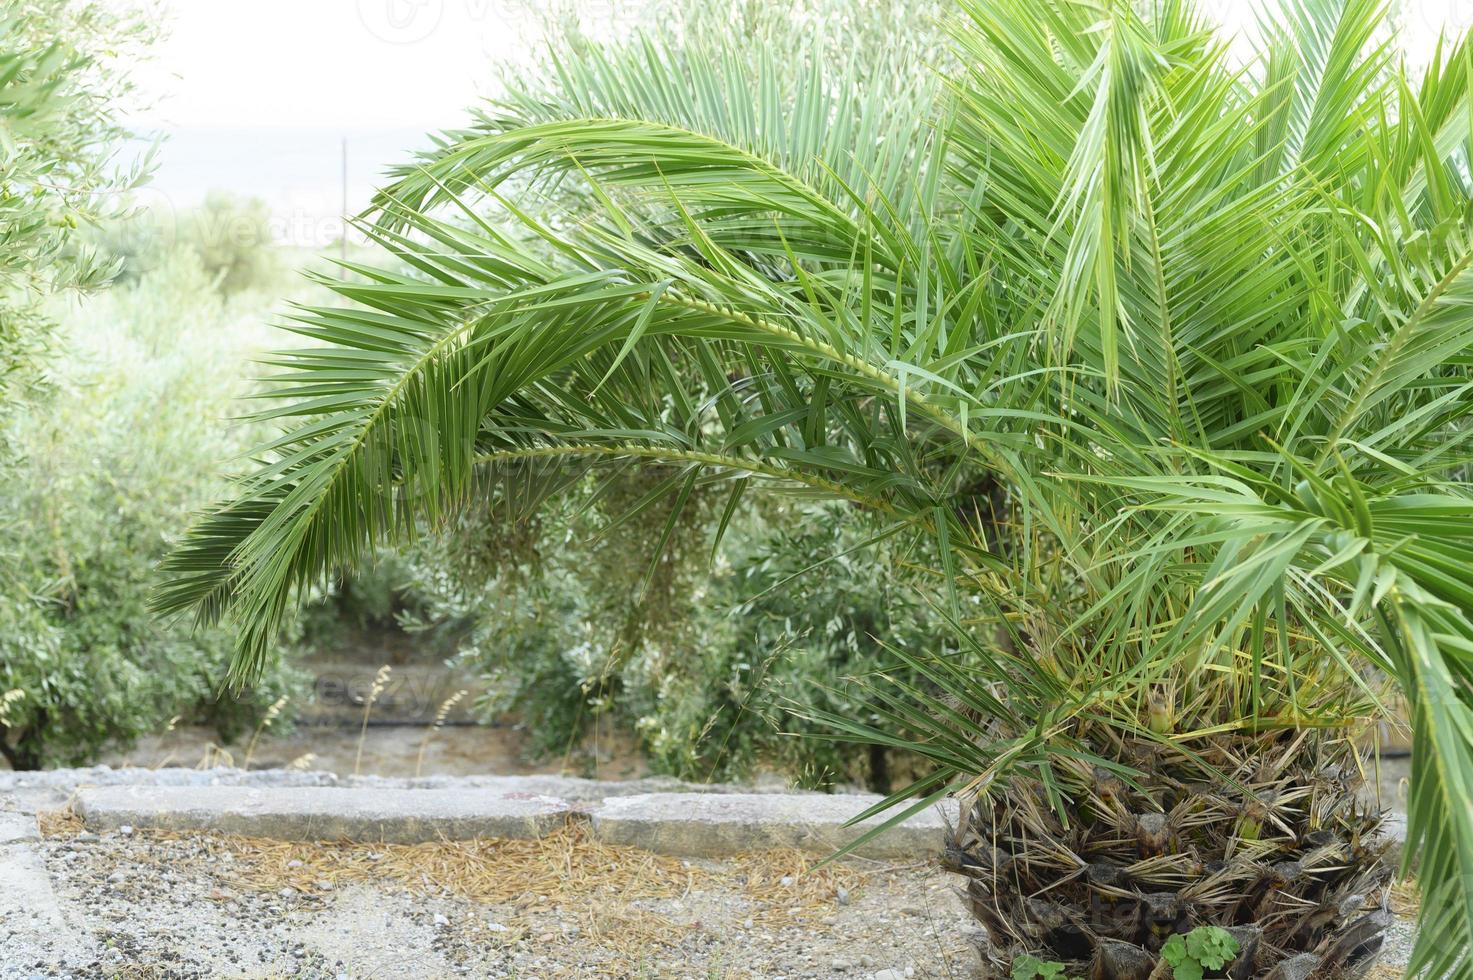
944,729,1394,979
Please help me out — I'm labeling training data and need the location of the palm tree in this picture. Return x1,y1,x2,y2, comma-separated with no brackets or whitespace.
159,1,1473,975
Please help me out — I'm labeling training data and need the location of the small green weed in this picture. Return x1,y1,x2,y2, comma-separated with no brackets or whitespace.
1011,954,1070,980
1161,925,1240,980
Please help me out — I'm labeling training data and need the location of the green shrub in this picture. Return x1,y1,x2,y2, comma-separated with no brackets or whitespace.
397,496,945,788
91,192,284,296
0,250,306,767
626,509,950,787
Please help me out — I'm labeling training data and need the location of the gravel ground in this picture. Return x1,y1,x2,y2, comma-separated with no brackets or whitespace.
0,766,1418,980
7,819,983,980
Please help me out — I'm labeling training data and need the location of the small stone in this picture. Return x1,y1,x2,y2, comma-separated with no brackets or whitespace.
860,955,876,968
831,959,852,972
780,876,795,887
74,832,98,843
836,887,851,906
315,879,334,891
278,887,295,898
486,921,509,933
286,859,303,869
743,918,755,930
1265,954,1322,980
1096,941,1154,980
873,971,906,980
537,932,555,943
118,825,134,836
433,913,449,927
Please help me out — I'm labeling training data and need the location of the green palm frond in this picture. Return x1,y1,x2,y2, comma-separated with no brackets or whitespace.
371,40,941,259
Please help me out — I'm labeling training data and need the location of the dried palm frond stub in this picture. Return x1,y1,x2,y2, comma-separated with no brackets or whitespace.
946,730,1393,980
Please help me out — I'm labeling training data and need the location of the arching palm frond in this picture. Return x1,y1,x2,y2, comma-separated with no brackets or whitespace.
158,72,1033,677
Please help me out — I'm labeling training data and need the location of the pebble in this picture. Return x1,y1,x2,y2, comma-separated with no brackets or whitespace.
315,879,334,891
118,825,134,836
836,887,851,906
286,859,303,869
433,913,449,927
780,876,795,887
278,888,295,898
872,971,906,980
831,958,852,972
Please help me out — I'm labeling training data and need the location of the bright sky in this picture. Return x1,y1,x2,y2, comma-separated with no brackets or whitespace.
127,0,1473,131
129,0,644,130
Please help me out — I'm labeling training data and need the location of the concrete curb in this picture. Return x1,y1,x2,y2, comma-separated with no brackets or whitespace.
0,765,722,796
64,776,1408,863
0,809,99,970
0,810,40,846
75,784,957,858
77,786,570,843
592,792,958,859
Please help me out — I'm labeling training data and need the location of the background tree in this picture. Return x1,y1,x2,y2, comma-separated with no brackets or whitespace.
0,2,305,769
0,0,154,415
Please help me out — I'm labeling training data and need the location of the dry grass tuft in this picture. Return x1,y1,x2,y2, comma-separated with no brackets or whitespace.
735,846,866,918
37,808,83,837
1365,966,1405,979
1389,877,1420,917
185,824,715,906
